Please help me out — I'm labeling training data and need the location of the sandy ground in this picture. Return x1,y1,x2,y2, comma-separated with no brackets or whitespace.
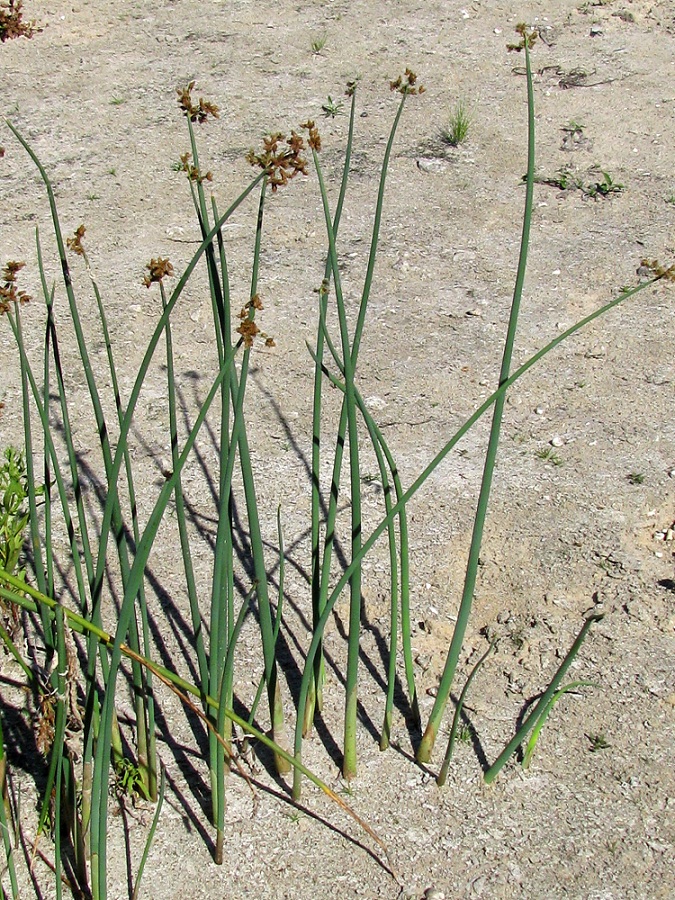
1,0,674,898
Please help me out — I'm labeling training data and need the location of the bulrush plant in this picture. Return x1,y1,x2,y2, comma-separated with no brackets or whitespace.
0,25,673,898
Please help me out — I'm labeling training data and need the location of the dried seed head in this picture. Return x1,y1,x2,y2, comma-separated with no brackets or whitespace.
0,260,31,314
177,150,213,184
345,77,360,98
640,258,675,282
507,23,537,52
176,81,220,124
301,120,322,152
67,224,86,256
247,130,309,192
235,294,275,349
236,318,260,348
390,68,425,96
143,257,174,288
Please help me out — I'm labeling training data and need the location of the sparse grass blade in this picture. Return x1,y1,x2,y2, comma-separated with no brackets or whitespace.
484,614,603,783
0,715,19,899
521,680,595,770
437,640,495,786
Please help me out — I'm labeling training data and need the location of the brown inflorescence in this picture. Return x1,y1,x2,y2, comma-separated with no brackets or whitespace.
301,120,322,152
641,258,675,282
143,257,174,288
176,81,220,124
507,23,538,52
177,150,213,184
0,0,40,42
67,224,86,256
0,260,31,314
390,68,426,96
236,294,275,349
246,131,309,192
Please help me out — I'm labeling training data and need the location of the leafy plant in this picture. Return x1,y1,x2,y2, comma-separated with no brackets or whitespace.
0,447,30,580
322,94,344,117
441,99,471,147
586,170,624,198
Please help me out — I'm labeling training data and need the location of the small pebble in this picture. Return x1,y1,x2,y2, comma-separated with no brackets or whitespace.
535,406,545,415
550,435,564,447
424,890,446,900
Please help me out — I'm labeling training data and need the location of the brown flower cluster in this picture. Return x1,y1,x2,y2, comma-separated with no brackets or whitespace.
390,68,425,96
0,260,31,314
246,131,310,192
236,294,275,349
345,78,360,98
143,257,174,288
640,258,675,282
507,23,538,52
301,120,321,152
176,81,220,124
67,224,86,256
0,0,40,42
177,151,213,184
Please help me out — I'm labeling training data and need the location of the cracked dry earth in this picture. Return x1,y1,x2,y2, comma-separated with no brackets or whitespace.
0,0,674,898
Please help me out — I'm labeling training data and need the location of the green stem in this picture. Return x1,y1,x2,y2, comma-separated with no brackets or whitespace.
417,36,536,764
484,615,602,783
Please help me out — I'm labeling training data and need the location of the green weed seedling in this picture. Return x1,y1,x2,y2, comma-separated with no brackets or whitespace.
627,472,645,485
322,95,344,118
536,447,564,466
311,33,327,55
585,171,624,198
588,733,610,752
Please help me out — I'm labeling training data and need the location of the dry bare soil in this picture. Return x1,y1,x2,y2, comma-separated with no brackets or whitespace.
1,1,674,898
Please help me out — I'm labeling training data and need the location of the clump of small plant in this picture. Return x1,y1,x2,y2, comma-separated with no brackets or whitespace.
627,471,645,485
311,33,327,55
587,732,610,752
441,99,472,147
0,0,38,41
586,170,624,198
536,447,564,466
321,95,344,118
530,166,623,199
560,120,589,151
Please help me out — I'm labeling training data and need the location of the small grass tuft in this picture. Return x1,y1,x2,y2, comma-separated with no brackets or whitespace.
536,447,564,466
441,99,471,147
311,34,327,55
